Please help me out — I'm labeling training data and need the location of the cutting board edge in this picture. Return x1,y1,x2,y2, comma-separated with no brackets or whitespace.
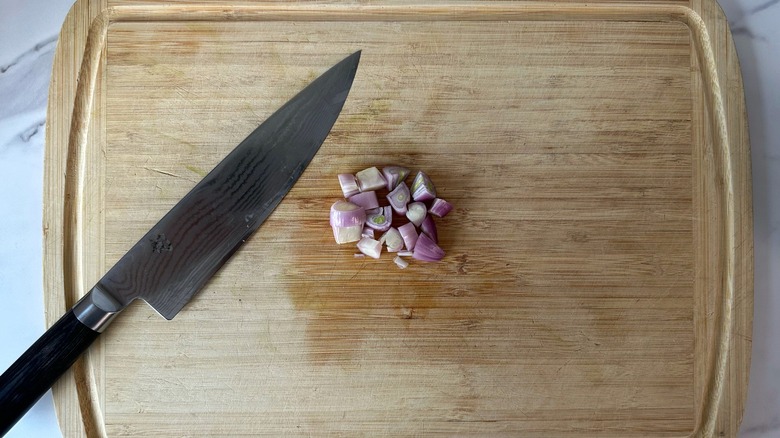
44,0,109,437
42,1,753,437
690,0,754,436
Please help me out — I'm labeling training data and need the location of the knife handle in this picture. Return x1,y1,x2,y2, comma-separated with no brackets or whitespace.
0,309,100,436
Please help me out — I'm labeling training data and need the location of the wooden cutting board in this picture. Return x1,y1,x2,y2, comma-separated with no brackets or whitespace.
43,1,753,436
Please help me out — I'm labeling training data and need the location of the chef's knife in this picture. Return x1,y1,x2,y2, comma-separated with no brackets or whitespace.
0,51,360,436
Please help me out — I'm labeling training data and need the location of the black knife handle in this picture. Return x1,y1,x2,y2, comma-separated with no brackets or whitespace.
0,310,100,436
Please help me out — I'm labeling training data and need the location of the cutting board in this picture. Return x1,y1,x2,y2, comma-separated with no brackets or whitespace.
43,1,753,436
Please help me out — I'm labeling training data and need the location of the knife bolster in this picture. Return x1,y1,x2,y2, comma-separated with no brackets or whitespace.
73,286,120,333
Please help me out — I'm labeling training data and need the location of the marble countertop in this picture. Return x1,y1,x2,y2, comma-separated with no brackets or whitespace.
1,0,777,436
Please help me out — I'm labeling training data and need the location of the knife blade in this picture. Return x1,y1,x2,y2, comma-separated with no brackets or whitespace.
0,50,361,436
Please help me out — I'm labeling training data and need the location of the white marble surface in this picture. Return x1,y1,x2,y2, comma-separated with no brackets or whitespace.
0,0,777,436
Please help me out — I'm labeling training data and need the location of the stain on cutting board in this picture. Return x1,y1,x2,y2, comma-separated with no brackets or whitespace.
279,165,518,368
282,176,444,365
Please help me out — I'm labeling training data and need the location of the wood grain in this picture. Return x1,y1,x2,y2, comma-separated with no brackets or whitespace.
44,1,752,437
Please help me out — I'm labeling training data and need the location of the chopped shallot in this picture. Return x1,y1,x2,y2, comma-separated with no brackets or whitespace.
357,237,383,259
429,198,453,218
410,171,436,202
348,191,379,210
405,202,427,227
420,215,438,243
383,166,410,191
387,182,410,214
398,222,419,251
382,228,404,252
366,206,392,232
394,256,409,269
356,167,387,192
331,166,453,267
330,201,366,244
412,233,445,262
338,174,360,198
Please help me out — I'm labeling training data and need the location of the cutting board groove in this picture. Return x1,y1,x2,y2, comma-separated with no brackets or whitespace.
44,1,752,437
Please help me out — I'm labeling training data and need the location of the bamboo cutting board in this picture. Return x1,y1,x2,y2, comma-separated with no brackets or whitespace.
43,0,753,436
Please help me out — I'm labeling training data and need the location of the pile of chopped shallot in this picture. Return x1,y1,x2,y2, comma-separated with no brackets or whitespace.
329,166,453,268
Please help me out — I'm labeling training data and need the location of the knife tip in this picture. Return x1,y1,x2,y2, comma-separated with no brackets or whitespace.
347,50,362,70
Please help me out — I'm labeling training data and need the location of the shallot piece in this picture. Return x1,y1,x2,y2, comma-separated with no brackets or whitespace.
394,256,409,269
366,206,393,232
357,237,383,259
333,226,363,245
330,201,366,244
429,198,453,218
412,233,445,262
356,167,387,192
382,228,404,252
383,166,410,191
330,200,366,227
405,202,427,227
348,191,379,210
420,215,438,243
410,171,436,202
387,182,410,215
398,222,419,251
337,174,360,198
